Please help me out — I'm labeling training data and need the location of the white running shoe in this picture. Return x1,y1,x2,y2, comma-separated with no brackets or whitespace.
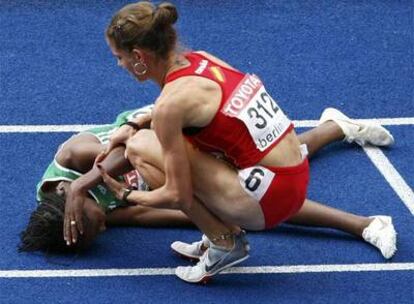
175,232,250,284
362,216,397,259
318,108,394,146
171,234,210,261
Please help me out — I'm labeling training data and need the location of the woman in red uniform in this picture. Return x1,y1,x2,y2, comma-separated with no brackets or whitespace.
64,1,395,283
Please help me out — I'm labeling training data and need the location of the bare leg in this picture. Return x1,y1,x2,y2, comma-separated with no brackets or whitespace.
288,199,397,259
297,121,344,158
120,151,372,245
127,130,375,238
133,164,369,235
127,130,265,230
138,165,375,238
292,122,373,235
106,205,192,227
287,199,372,237
125,130,396,259
127,132,242,249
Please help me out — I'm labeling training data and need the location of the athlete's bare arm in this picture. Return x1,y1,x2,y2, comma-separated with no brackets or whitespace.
104,96,195,209
55,132,191,236
99,82,241,246
59,134,130,244
62,131,186,245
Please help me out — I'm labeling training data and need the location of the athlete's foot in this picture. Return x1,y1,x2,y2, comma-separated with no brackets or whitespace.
171,234,209,261
175,231,250,284
362,216,397,259
318,108,394,146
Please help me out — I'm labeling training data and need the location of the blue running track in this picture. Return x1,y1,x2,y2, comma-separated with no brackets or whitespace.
0,1,413,303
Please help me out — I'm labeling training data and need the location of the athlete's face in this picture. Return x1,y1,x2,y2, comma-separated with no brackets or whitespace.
107,38,146,82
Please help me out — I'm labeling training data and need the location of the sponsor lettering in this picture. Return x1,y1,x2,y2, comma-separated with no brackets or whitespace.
195,59,208,74
257,121,289,150
223,74,262,116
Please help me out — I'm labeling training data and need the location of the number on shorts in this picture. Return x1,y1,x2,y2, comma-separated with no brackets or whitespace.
245,168,265,191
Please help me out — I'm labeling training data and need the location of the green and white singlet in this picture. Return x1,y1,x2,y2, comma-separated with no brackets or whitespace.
36,105,153,212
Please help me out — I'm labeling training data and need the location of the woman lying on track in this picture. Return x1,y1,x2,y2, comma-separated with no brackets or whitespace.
20,105,190,253
20,105,396,264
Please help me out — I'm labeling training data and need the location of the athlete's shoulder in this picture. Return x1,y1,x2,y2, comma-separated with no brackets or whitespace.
193,51,240,72
156,83,190,111
165,75,219,109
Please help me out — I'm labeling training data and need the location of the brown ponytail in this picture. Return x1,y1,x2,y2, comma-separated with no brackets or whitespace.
152,2,178,29
106,1,179,59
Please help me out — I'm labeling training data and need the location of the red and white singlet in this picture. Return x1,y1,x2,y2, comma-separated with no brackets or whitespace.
165,52,309,229
165,52,293,169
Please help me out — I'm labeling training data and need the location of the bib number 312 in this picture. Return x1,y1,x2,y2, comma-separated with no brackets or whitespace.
222,74,291,152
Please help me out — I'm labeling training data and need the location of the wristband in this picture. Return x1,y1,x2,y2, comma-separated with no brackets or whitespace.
122,121,141,131
122,188,133,202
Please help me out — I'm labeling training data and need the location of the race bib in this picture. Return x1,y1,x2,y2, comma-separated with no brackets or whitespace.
123,170,149,191
222,74,291,151
238,166,275,202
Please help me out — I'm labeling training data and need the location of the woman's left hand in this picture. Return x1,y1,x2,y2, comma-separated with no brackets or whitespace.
63,184,86,246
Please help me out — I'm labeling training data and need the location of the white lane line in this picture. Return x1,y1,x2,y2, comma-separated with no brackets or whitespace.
0,117,413,133
294,117,414,128
0,263,413,278
364,117,414,126
363,146,414,215
0,125,106,133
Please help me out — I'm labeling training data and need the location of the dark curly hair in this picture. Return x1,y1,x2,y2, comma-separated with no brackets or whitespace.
19,192,89,254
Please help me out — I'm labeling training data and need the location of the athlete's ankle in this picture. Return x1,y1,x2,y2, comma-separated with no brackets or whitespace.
210,233,235,250
359,217,375,236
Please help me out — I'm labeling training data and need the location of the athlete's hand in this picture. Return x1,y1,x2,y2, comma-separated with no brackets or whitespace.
63,182,86,246
80,199,107,249
104,125,136,157
96,164,126,201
